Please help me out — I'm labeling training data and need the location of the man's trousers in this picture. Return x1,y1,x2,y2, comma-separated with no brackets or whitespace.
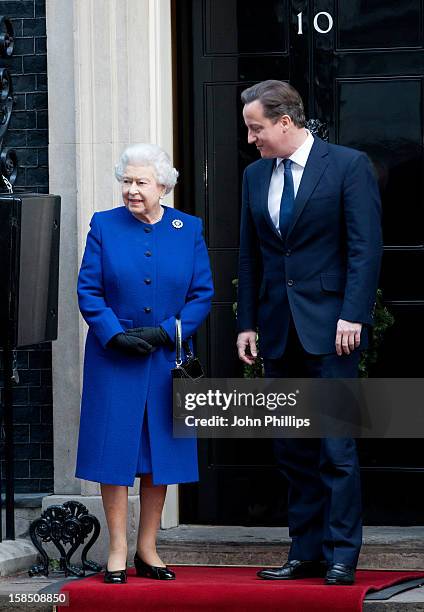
263,318,362,567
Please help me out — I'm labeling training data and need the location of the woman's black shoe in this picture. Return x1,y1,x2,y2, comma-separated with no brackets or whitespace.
104,565,127,584
134,551,175,580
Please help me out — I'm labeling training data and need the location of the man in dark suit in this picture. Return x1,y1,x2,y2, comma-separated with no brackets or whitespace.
236,80,382,585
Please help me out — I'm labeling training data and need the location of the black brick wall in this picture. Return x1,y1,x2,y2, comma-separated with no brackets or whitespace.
0,0,53,494
2,0,47,192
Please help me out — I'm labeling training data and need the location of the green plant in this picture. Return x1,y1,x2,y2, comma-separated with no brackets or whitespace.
48,558,61,571
233,280,394,378
358,288,395,377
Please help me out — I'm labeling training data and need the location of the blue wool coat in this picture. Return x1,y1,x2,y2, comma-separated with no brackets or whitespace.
75,205,213,486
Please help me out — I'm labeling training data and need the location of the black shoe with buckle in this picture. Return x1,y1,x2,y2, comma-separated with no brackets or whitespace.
257,559,327,580
134,551,175,580
325,563,355,585
104,564,127,584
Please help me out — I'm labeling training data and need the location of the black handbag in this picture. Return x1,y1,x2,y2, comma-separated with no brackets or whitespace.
171,317,205,381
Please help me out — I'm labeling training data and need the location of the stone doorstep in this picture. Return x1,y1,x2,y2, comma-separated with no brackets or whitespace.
1,525,423,571
364,590,424,612
157,525,424,570
0,495,46,509
156,543,424,570
0,539,39,578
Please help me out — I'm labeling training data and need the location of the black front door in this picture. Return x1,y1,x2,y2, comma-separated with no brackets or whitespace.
174,0,424,525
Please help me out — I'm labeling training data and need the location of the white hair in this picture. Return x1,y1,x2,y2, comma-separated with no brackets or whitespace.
115,143,179,194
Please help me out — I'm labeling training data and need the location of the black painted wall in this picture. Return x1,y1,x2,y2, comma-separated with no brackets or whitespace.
0,0,53,494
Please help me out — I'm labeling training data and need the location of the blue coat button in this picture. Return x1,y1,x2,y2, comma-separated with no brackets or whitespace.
145,251,152,257
144,307,152,313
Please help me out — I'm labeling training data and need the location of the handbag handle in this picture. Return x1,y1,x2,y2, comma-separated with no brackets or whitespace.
175,317,193,366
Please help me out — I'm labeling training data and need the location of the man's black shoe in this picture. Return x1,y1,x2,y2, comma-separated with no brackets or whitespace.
257,559,327,580
325,563,355,585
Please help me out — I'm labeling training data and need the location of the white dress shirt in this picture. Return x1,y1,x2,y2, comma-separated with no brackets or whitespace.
268,130,315,232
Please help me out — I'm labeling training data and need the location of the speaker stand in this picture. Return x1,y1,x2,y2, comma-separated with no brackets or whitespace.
1,343,16,541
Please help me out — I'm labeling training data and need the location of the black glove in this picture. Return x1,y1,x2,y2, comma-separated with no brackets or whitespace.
107,332,156,356
126,326,170,347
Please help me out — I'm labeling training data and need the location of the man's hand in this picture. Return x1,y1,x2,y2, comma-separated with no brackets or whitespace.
335,320,362,356
237,330,258,365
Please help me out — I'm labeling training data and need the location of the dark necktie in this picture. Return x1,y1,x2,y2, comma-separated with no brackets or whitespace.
278,158,294,241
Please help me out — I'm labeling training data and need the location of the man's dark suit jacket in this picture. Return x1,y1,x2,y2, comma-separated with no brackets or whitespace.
237,136,383,358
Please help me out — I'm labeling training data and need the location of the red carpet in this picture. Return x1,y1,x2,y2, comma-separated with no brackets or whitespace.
59,566,424,612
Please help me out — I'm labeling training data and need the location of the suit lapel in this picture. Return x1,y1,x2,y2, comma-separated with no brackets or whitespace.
286,137,329,240
259,158,280,239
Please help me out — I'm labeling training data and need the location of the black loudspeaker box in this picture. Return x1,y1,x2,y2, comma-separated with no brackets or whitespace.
0,194,61,348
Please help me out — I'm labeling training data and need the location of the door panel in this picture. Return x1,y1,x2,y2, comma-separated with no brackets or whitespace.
336,78,423,246
336,0,422,50
204,0,289,55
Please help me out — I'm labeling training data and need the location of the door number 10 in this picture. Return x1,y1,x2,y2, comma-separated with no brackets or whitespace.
297,11,334,35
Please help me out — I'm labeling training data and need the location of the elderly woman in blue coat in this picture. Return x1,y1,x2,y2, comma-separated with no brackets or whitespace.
75,143,213,584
